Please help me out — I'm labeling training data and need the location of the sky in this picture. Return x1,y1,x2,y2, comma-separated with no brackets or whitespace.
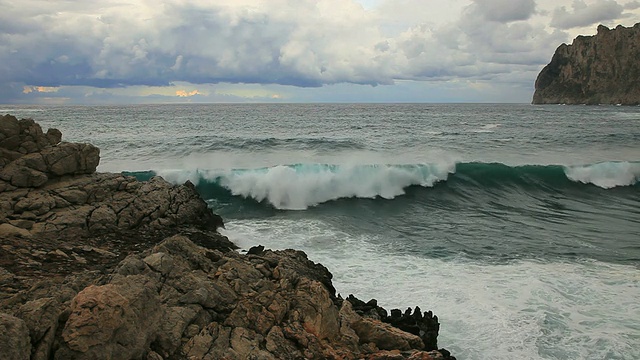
1,0,639,104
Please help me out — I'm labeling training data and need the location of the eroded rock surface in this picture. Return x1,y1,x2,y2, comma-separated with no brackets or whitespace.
2,235,455,359
533,23,640,105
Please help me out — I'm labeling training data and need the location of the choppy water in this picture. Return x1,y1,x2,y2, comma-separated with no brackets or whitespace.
4,103,639,360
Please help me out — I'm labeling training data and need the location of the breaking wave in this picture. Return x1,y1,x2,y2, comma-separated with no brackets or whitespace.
123,161,640,210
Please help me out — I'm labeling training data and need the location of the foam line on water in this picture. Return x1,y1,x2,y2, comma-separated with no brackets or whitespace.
223,219,640,360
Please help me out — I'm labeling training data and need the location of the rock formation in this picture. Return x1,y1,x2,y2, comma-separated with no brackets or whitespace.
0,115,456,360
0,114,223,237
533,23,640,105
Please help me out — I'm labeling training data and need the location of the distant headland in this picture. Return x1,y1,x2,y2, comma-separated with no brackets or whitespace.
533,23,640,105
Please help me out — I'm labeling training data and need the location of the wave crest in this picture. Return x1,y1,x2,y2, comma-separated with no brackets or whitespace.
564,162,640,188
124,161,639,210
192,163,454,210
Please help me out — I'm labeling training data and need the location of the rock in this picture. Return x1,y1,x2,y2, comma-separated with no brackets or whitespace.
15,297,61,360
41,143,100,176
352,317,424,351
0,313,31,360
347,296,441,351
0,163,48,187
533,23,640,105
58,276,162,360
247,244,265,255
0,223,32,238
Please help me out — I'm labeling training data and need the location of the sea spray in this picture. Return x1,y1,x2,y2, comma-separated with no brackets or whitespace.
564,161,640,188
153,162,455,210
123,160,640,210
224,218,640,360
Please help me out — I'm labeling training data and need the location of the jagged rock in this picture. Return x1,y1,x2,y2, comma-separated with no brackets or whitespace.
3,231,456,360
347,296,440,351
533,23,640,105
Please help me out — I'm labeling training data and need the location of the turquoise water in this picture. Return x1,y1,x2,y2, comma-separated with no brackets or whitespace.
3,103,639,359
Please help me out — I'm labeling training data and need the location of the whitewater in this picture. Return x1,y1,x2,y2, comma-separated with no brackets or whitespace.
4,103,639,360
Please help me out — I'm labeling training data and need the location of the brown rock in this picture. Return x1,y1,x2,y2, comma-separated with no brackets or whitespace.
0,313,31,360
0,163,48,187
88,205,117,232
533,23,640,105
42,143,100,176
16,297,61,360
351,317,424,351
60,276,162,360
46,128,62,146
0,223,32,238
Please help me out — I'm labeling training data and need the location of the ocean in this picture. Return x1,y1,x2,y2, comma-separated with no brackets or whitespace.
3,103,639,359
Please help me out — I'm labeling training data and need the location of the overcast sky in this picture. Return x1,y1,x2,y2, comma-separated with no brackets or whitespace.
1,0,638,104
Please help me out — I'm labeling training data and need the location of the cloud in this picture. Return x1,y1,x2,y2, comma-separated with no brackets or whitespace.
623,0,640,9
176,90,201,97
472,0,537,22
2,0,638,103
550,0,625,29
0,0,394,89
22,86,59,94
0,0,559,93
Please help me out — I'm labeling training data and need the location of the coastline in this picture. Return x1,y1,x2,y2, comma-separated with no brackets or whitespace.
0,114,456,360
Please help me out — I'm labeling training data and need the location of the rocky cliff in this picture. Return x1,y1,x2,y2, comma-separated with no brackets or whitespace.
533,23,640,105
0,115,455,360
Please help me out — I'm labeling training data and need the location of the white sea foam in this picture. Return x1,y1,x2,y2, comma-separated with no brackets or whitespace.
471,123,501,133
163,162,456,210
224,218,640,360
564,161,640,188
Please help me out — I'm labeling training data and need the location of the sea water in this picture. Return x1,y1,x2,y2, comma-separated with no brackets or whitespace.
4,103,639,360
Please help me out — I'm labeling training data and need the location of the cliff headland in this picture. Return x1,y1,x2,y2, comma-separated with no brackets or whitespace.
533,23,640,105
0,114,455,360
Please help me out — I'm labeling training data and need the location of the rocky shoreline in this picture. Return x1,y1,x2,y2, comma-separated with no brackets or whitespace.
0,114,455,360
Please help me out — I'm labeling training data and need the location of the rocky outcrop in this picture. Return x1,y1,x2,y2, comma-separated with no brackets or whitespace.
0,114,224,237
533,23,640,105
2,235,455,360
0,115,456,359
